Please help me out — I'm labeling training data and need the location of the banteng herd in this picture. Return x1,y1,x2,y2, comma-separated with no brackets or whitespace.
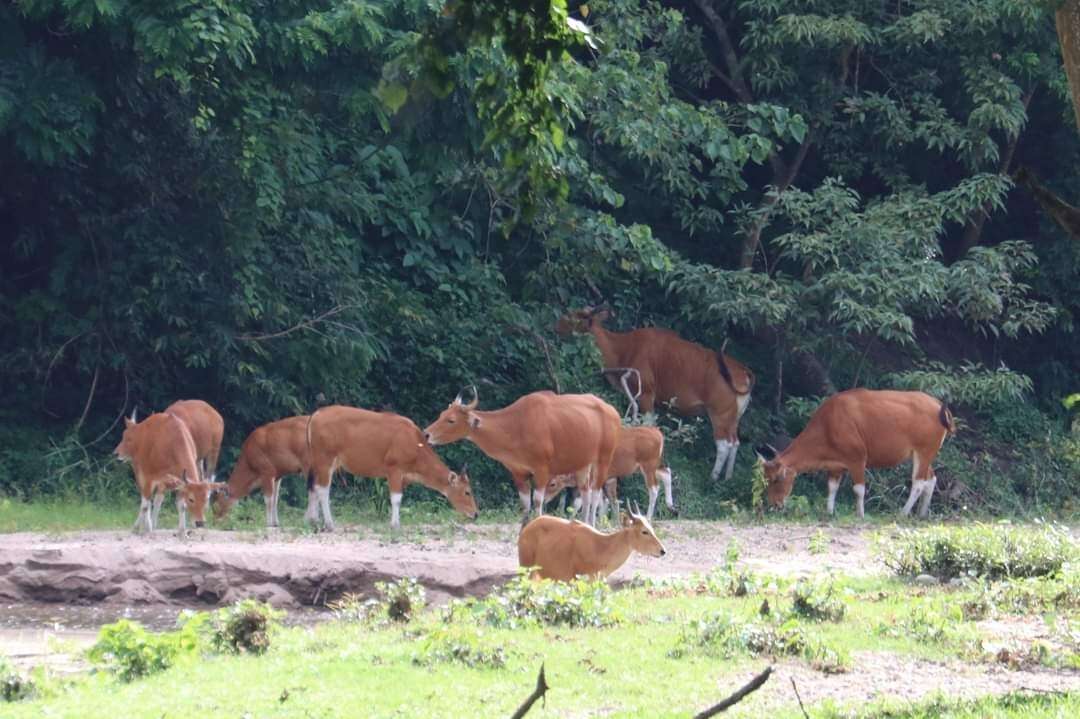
115,306,956,580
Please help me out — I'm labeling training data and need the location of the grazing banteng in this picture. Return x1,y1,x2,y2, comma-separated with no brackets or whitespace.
306,406,478,530
518,504,666,581
755,389,956,518
423,388,621,526
544,425,675,520
114,412,221,535
213,416,309,527
164,399,224,482
556,307,754,481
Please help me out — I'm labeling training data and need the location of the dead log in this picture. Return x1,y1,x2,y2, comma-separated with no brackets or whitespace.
510,664,550,719
693,665,774,718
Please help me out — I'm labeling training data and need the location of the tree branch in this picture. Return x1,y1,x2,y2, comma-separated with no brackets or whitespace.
693,665,773,718
510,664,550,719
236,305,362,342
790,677,810,719
692,0,755,104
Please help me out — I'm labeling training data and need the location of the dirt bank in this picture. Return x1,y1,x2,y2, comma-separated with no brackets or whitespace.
0,521,878,609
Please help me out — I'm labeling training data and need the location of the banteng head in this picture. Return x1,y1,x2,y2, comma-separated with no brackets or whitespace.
210,484,236,520
441,464,479,520
555,306,611,336
621,501,666,557
544,473,577,497
423,386,480,445
755,444,796,509
166,471,225,528
114,411,140,462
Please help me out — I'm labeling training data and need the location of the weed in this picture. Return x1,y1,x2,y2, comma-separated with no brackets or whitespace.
412,625,508,669
789,579,846,622
447,572,618,629
668,611,848,672
0,658,34,702
878,523,1078,580
808,529,831,555
87,619,199,682
327,578,427,625
207,600,281,655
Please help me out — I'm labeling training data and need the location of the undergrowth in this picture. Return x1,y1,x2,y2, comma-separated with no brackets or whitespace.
445,572,619,629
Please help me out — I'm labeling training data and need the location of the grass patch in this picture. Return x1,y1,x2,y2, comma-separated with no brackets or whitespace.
817,690,1080,718
878,523,1078,580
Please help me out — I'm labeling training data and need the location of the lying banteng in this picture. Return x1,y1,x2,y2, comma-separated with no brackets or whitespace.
306,406,478,530
518,503,666,581
213,416,309,527
756,389,956,518
114,411,221,535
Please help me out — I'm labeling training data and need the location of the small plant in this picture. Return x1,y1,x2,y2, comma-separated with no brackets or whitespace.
750,460,767,514
413,625,508,669
669,611,848,672
878,523,1078,580
327,578,428,625
0,658,34,702
808,529,831,555
208,600,282,655
789,580,846,622
88,619,198,682
327,592,381,623
448,572,618,629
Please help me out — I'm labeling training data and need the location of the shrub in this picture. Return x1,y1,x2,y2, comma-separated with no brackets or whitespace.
448,572,618,629
878,523,1078,580
328,578,427,625
0,658,34,702
413,625,508,669
668,612,848,672
87,619,200,682
207,600,282,655
789,580,847,622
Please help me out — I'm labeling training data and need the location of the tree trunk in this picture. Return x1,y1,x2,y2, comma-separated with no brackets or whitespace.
1014,166,1080,242
1057,1,1080,133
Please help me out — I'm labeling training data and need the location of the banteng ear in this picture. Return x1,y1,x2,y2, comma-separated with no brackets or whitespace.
447,472,460,486
162,474,184,490
620,511,632,527
468,414,481,428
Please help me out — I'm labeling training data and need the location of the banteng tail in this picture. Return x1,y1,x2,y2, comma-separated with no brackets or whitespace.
716,351,754,395
939,402,957,435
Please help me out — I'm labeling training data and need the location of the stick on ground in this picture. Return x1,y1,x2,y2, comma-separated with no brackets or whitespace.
510,663,550,719
693,665,773,718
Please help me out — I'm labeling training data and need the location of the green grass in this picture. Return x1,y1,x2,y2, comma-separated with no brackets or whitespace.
4,567,1077,718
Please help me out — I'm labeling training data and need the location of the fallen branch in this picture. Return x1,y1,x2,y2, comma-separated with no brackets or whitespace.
510,664,550,719
791,677,810,719
693,665,773,718
236,304,361,342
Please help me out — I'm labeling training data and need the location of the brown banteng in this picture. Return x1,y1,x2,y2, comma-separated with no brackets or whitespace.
306,406,478,530
556,307,754,481
213,416,309,527
517,505,666,581
423,388,621,526
756,389,956,518
114,411,221,535
164,399,224,482
544,425,674,520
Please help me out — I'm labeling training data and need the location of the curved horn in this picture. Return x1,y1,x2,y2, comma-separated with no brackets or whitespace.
633,500,642,517
462,384,479,410
459,463,468,476
130,408,137,423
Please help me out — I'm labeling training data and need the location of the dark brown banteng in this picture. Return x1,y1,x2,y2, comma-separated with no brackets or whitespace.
423,388,621,526
164,399,225,482
114,411,221,535
517,505,666,581
306,406,478,530
213,416,309,527
756,389,956,518
556,307,754,481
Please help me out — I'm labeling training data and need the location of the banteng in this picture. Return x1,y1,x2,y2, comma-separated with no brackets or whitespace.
756,389,956,518
164,399,224,482
423,388,621,526
213,416,309,527
556,307,754,481
306,406,478,530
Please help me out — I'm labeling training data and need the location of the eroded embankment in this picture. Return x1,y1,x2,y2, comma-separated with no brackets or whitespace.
0,522,879,610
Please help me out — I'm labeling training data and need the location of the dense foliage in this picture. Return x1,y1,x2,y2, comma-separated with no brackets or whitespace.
2,0,1079,516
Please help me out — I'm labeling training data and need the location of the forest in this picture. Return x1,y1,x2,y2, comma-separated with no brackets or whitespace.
2,0,1080,518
